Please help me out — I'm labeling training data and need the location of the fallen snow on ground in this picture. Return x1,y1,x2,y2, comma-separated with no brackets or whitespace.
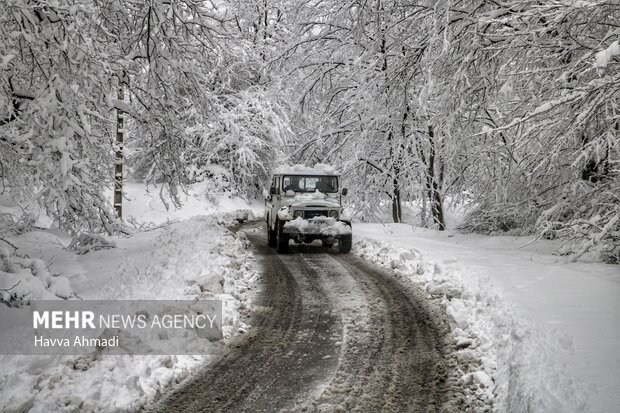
122,180,263,226
0,216,258,412
354,223,620,413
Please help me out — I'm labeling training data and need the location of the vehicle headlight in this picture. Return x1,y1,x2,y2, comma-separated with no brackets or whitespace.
293,210,304,218
329,210,339,218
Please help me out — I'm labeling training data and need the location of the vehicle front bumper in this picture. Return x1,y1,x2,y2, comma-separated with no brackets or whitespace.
282,217,351,241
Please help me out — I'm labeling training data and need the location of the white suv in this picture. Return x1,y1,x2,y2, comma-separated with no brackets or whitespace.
265,165,352,253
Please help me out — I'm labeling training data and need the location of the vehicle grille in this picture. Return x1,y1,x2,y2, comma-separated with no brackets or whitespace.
304,210,328,219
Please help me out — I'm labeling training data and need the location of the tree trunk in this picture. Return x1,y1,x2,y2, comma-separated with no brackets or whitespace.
392,179,402,223
375,0,403,223
114,82,124,219
426,125,446,230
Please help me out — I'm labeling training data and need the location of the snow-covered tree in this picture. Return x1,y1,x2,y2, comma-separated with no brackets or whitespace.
1,0,292,230
278,0,618,259
0,0,121,232
451,1,620,261
125,0,292,203
279,0,458,227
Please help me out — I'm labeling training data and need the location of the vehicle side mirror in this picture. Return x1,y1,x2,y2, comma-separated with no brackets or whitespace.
342,188,348,196
270,186,277,195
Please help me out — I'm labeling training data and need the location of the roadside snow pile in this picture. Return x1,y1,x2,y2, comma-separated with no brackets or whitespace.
284,217,351,236
0,215,258,412
0,243,73,302
354,238,588,413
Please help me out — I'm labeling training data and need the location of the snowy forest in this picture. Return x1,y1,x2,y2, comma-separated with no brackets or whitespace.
1,0,618,263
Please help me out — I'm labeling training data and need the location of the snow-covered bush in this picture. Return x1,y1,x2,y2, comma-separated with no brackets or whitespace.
537,181,620,262
458,203,528,235
67,233,117,255
0,244,73,305
0,212,35,235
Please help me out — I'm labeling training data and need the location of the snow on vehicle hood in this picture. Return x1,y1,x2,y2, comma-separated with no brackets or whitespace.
282,190,341,208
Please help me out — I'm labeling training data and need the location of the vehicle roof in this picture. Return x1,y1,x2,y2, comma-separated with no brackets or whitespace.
273,163,339,176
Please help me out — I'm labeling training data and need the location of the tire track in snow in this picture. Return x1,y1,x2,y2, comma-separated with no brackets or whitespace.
149,223,463,412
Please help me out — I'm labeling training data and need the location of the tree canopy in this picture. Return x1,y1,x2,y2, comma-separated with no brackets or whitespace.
1,0,617,261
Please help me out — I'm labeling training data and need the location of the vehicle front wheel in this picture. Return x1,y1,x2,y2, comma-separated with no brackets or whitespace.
339,234,352,253
276,220,289,254
267,222,277,248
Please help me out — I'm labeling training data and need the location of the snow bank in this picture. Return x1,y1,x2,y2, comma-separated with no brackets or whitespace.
0,216,258,412
354,238,588,413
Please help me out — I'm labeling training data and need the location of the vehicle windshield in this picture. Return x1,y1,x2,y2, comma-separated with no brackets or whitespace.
282,175,339,193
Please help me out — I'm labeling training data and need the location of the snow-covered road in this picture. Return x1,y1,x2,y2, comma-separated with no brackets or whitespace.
354,223,620,413
151,222,480,412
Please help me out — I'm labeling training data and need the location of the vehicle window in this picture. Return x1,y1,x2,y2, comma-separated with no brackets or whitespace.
282,176,338,193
